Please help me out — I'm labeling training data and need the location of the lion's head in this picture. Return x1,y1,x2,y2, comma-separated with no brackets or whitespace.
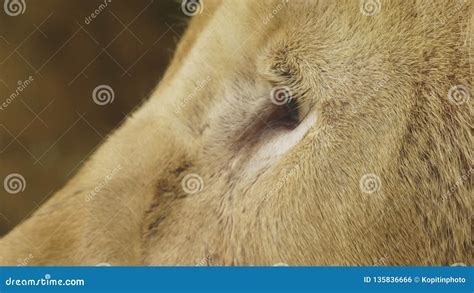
0,0,472,266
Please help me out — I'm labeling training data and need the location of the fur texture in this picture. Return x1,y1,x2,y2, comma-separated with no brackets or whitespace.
0,0,472,266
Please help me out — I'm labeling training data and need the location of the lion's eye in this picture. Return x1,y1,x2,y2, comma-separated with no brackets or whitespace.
268,88,300,129
286,97,299,123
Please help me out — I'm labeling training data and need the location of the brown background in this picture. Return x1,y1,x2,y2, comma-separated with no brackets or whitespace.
0,0,185,236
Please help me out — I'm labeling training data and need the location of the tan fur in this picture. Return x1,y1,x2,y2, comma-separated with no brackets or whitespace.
0,0,472,266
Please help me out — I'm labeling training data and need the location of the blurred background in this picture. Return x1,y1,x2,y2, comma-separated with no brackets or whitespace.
0,0,185,236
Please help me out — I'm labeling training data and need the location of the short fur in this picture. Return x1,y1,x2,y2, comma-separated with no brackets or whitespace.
0,0,472,266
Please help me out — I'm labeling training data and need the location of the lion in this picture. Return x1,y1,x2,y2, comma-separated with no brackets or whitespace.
0,0,472,266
